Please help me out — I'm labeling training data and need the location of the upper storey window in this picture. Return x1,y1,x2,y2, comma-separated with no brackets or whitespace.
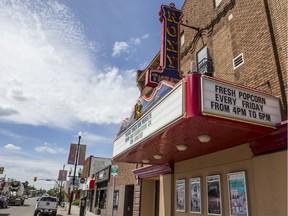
196,46,214,76
197,46,208,64
180,32,185,47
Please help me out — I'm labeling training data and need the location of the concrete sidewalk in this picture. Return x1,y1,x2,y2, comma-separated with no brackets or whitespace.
57,203,96,216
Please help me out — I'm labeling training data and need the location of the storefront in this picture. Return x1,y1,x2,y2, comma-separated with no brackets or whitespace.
94,165,111,215
82,178,95,212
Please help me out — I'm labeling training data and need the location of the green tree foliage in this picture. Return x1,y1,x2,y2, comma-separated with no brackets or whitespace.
47,188,57,197
24,185,37,196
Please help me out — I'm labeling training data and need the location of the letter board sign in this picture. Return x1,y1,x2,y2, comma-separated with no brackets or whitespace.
201,77,282,127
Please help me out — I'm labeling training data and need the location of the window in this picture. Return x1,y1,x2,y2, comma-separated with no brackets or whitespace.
197,46,208,64
214,0,222,8
40,197,57,202
196,46,213,75
180,32,185,46
95,189,107,209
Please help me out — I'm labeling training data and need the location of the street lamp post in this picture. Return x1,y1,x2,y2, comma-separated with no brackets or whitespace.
68,131,82,215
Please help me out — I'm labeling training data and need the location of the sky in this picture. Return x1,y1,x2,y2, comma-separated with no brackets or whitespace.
0,0,185,190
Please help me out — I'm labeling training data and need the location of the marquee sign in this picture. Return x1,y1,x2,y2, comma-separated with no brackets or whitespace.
113,82,184,158
201,77,282,127
116,81,175,137
145,3,184,88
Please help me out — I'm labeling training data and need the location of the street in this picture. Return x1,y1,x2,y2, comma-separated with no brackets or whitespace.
0,197,37,216
0,197,91,216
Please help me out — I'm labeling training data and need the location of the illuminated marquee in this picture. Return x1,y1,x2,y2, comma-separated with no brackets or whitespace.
145,3,184,88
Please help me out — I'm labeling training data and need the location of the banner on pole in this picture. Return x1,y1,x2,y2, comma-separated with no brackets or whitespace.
0,167,4,174
78,145,87,165
58,170,67,181
67,144,77,165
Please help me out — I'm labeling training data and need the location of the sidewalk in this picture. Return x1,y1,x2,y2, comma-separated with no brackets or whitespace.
57,203,96,216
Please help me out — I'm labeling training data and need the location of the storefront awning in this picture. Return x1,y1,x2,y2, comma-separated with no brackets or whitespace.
132,164,173,180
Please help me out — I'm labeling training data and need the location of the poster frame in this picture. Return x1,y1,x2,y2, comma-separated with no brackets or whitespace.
227,171,249,216
176,179,186,212
190,177,202,214
206,175,222,215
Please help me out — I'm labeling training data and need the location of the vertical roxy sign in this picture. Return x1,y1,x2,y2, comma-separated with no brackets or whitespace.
145,3,184,87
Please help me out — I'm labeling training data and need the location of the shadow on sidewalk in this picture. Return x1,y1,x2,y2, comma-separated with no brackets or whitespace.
56,205,78,216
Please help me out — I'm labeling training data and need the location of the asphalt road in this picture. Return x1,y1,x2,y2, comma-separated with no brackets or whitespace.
0,197,37,216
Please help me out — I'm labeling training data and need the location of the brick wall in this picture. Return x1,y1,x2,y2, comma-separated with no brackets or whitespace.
180,0,287,119
108,162,137,186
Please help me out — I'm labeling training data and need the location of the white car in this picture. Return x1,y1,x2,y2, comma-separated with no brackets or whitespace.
34,195,58,216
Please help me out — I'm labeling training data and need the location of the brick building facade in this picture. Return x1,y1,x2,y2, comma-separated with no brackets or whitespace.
180,0,287,118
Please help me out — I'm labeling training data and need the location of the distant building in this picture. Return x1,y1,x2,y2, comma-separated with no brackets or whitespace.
81,156,111,213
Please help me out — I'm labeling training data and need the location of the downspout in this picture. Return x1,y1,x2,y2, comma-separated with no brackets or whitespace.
263,0,287,119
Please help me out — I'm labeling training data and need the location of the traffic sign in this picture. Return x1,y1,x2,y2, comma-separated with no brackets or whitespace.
69,177,80,186
111,165,118,177
80,178,85,184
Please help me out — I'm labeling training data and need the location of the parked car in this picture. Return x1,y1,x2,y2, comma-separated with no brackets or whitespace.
0,196,8,208
34,195,58,216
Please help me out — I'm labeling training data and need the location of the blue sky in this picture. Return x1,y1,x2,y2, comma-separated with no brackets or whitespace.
0,0,185,190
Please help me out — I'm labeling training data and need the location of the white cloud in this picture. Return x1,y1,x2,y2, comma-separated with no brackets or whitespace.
0,105,19,116
141,34,149,39
0,0,139,129
0,129,23,139
4,144,22,151
112,33,149,57
34,143,66,154
83,132,112,145
0,152,62,190
130,37,141,45
112,41,130,57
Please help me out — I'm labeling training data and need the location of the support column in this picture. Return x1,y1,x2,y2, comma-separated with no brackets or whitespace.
133,184,141,216
159,174,173,216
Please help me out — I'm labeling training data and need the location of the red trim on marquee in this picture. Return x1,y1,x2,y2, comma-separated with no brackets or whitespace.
185,73,202,117
139,80,175,102
250,120,287,155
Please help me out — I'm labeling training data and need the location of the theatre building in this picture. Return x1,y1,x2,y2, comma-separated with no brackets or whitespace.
113,1,287,216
